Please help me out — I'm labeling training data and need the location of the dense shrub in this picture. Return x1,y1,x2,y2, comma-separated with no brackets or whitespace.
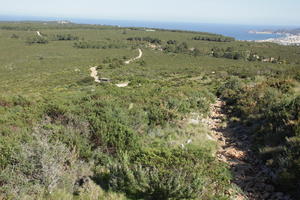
147,102,178,127
211,47,282,63
193,35,235,42
218,77,300,196
83,100,140,153
0,137,20,170
167,40,177,44
163,42,189,54
0,127,79,198
212,47,243,60
95,148,231,200
52,33,79,41
26,35,48,44
127,37,162,44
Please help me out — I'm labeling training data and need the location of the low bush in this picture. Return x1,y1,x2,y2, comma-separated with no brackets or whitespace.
127,37,162,44
193,35,235,42
10,33,19,39
95,147,231,200
0,126,78,198
218,77,300,196
26,35,48,44
52,33,79,41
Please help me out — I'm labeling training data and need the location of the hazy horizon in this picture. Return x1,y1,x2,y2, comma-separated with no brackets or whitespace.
1,0,300,26
0,14,299,29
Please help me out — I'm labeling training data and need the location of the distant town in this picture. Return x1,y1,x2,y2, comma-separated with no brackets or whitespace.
256,34,300,46
249,28,300,46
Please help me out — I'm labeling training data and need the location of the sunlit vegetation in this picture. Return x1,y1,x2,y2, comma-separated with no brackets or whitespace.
73,40,128,49
26,35,49,44
193,35,235,42
218,77,300,197
52,33,79,41
0,21,299,199
127,36,162,44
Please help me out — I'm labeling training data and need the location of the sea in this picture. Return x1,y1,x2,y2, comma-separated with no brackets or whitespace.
0,15,298,41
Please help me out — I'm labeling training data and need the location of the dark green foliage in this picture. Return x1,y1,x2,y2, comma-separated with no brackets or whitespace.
167,40,177,44
212,47,243,60
75,97,140,154
147,102,177,127
101,57,126,68
138,59,147,66
193,35,235,42
52,33,79,41
211,47,283,63
163,44,176,53
26,35,48,44
163,42,190,54
127,37,162,44
175,42,189,53
96,147,231,200
0,137,20,170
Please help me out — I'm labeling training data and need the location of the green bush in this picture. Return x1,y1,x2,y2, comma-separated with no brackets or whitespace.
52,33,79,41
193,35,235,42
127,37,162,44
26,35,48,44
147,102,178,127
218,77,300,196
0,127,78,198
84,100,140,153
10,33,19,39
96,148,231,200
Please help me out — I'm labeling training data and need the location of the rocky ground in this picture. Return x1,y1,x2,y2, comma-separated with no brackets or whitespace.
203,100,293,200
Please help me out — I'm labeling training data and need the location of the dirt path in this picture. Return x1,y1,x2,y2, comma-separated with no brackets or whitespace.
90,49,143,86
124,48,143,64
206,100,292,200
115,82,129,87
90,66,101,83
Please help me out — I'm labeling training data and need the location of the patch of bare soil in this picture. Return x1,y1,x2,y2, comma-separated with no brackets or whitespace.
90,66,101,83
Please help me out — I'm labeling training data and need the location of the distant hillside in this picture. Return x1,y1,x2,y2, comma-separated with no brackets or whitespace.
274,28,300,35
250,28,300,36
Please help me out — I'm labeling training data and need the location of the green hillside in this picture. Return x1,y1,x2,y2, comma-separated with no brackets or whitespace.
0,22,299,199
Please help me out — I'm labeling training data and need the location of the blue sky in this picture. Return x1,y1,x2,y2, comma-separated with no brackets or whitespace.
1,0,300,25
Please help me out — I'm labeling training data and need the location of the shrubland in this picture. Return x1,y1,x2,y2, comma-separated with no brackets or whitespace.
0,21,299,199
218,76,300,197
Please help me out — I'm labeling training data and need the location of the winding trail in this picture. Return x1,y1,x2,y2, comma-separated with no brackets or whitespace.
124,48,143,64
206,100,292,200
90,49,143,86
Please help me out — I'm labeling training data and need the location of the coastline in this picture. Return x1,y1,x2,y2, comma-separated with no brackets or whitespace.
0,16,297,41
255,34,300,46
